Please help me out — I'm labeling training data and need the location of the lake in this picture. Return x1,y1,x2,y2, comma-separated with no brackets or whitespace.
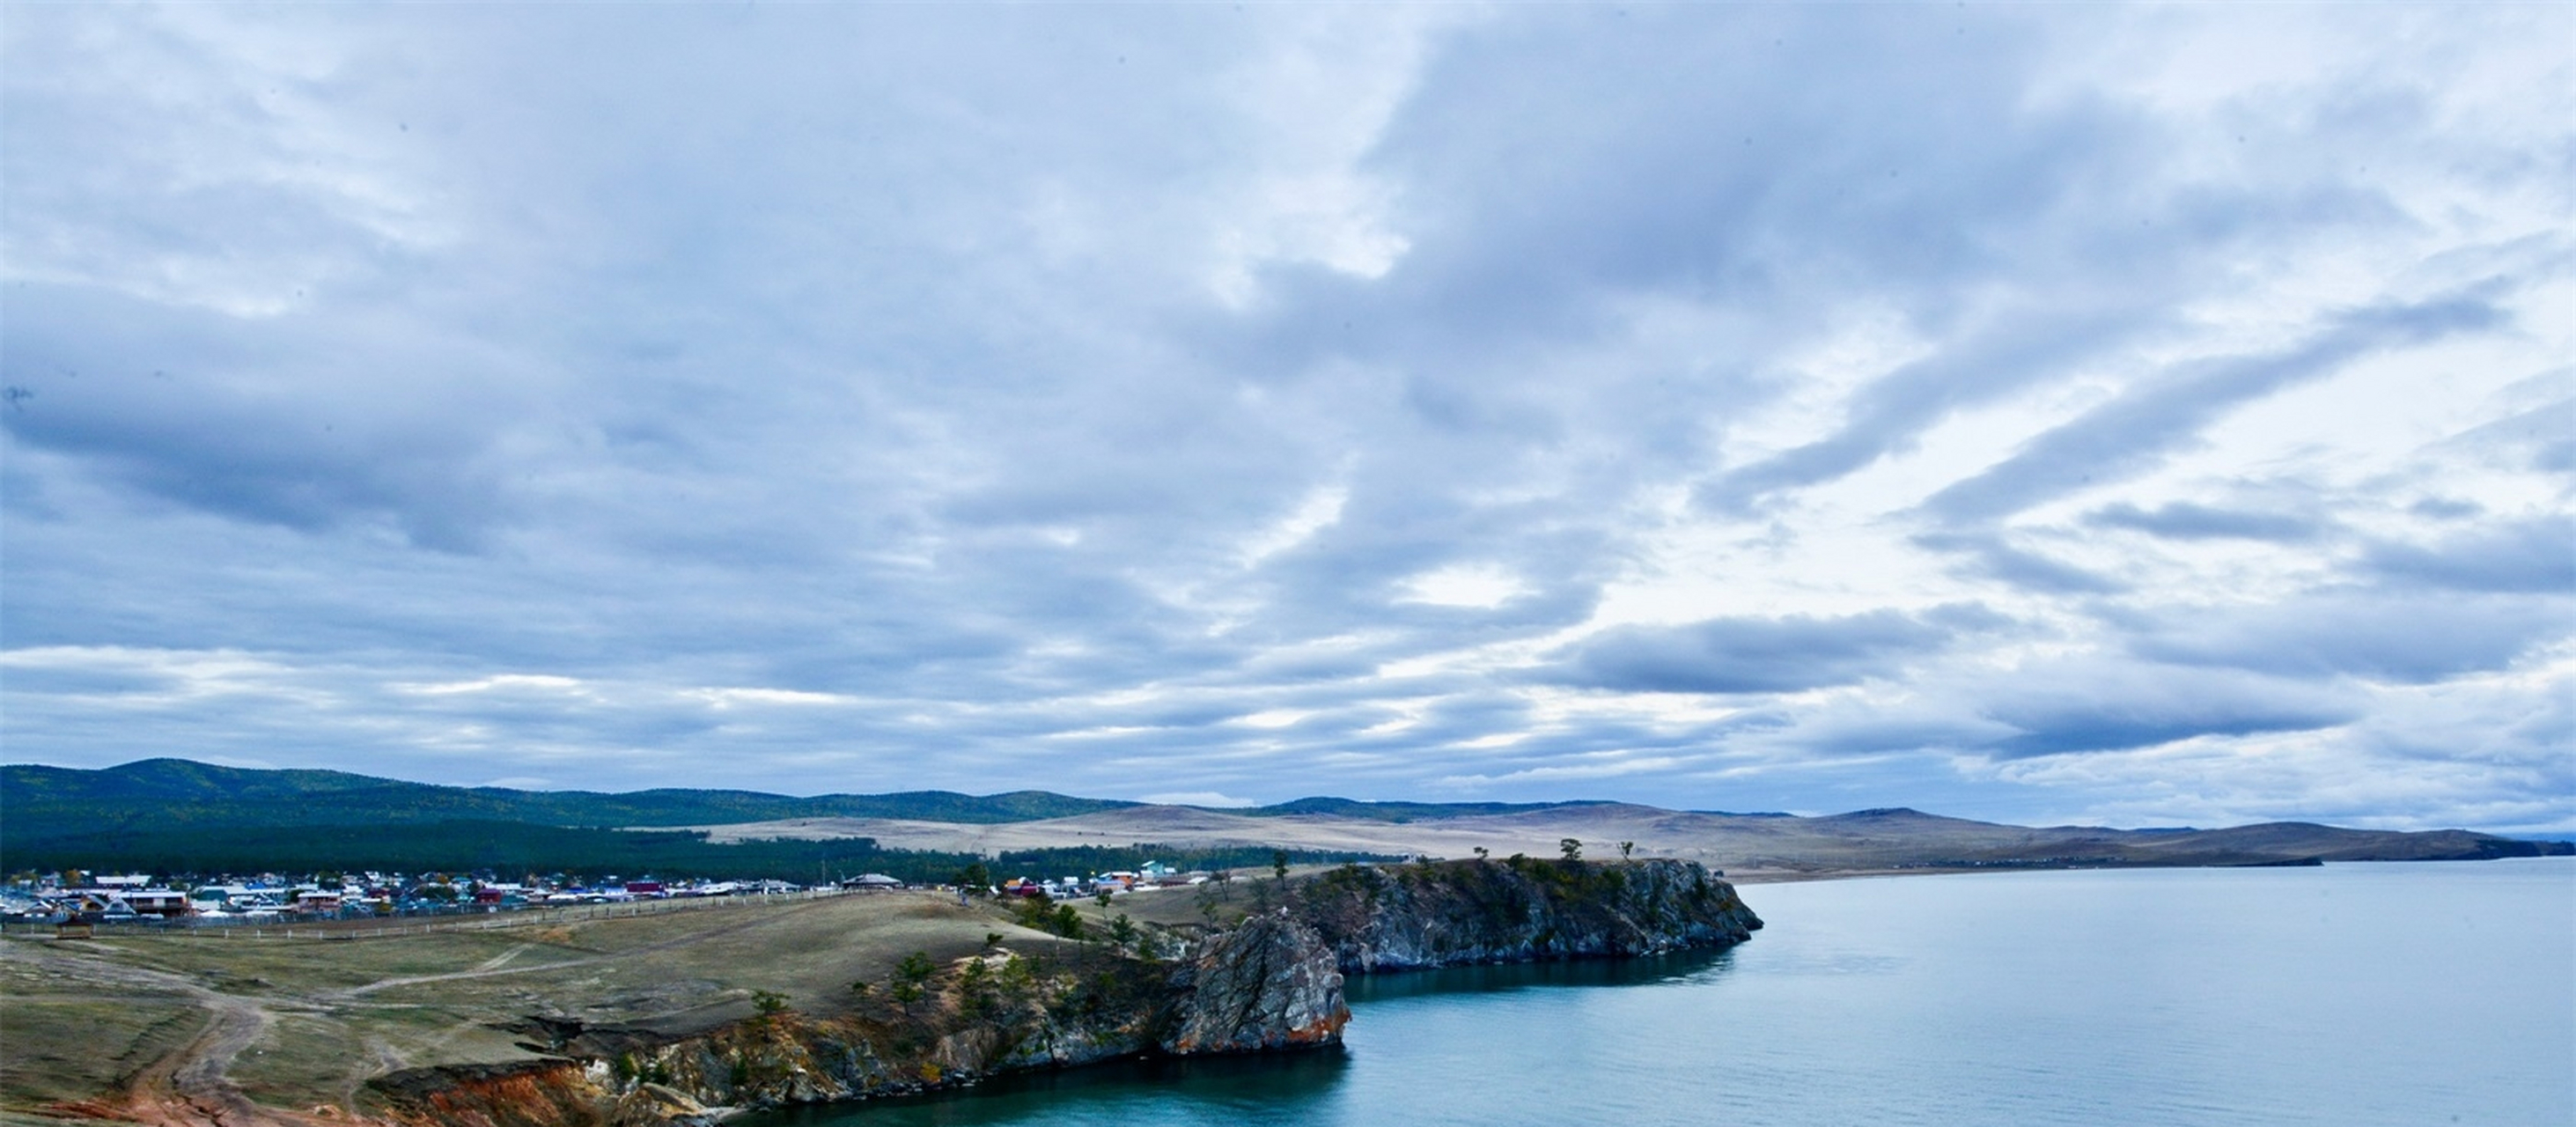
752,859,2575,1126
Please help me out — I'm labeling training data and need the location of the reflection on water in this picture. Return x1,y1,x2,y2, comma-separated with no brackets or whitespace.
1343,945,1737,1004
753,1046,1352,1127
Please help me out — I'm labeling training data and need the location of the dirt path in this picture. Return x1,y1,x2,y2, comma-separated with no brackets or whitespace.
331,896,843,1000
6,941,307,1127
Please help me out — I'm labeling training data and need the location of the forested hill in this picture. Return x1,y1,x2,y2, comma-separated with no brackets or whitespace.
0,759,1138,842
0,761,1726,842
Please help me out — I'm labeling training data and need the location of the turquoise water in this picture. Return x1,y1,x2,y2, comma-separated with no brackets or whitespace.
754,860,2575,1125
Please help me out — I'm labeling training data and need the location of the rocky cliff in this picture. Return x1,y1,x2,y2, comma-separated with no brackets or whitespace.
1162,911,1348,1054
1292,857,1761,973
368,913,1347,1126
368,861,1748,1125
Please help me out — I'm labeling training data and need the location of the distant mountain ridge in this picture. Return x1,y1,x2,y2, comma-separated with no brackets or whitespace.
0,761,1747,840
0,759,1139,843
3,759,2565,874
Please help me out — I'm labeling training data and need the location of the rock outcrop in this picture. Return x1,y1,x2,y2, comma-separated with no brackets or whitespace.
369,913,1350,1125
1292,858,1761,974
1162,911,1347,1054
370,859,1751,1125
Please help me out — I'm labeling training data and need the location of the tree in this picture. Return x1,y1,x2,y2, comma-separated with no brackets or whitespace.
1559,838,1583,863
1473,846,1490,862
953,862,990,896
1271,850,1290,882
1618,841,1636,861
958,957,995,1018
891,950,937,1019
751,989,790,1025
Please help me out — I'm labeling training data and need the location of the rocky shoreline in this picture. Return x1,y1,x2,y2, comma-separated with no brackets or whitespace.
364,858,1759,1126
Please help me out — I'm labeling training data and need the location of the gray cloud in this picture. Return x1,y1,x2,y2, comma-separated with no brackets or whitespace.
1545,605,2007,695
2083,501,2327,542
2363,517,2575,594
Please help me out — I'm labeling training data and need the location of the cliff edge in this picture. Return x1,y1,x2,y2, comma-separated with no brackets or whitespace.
1294,857,1761,973
368,860,1750,1125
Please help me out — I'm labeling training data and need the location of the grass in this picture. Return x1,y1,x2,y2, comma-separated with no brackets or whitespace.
0,888,1242,1121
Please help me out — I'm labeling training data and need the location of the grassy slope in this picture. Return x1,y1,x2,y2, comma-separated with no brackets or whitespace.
0,887,1166,1121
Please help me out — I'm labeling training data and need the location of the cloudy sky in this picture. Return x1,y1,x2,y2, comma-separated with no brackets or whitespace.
4,4,2569,833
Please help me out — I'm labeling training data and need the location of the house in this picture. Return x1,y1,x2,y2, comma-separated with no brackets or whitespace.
127,889,190,917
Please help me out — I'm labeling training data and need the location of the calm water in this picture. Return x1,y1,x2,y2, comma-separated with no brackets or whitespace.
755,860,2575,1126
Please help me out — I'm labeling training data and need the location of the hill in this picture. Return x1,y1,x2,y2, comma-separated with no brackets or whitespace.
2,759,2564,880
0,758,1137,840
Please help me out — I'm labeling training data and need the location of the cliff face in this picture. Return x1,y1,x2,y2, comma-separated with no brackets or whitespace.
1163,912,1348,1054
370,914,1348,1125
1292,858,1761,974
370,862,1747,1125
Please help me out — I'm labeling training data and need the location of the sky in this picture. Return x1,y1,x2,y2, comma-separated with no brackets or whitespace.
3,4,2569,834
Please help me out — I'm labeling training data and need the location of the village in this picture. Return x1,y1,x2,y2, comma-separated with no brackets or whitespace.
0,860,1231,932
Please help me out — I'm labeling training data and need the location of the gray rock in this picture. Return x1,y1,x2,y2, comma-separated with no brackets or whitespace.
1162,911,1349,1055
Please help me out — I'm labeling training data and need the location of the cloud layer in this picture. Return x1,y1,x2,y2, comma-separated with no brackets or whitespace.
4,4,2569,833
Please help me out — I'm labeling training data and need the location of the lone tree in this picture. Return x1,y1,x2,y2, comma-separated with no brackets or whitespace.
1271,850,1290,882
890,951,937,1019
1560,837,1583,863
1619,841,1636,861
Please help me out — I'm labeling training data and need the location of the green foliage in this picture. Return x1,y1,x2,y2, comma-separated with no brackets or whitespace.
1559,837,1583,863
957,956,996,1018
751,990,790,1018
1272,849,1290,881
888,949,937,1017
896,950,938,986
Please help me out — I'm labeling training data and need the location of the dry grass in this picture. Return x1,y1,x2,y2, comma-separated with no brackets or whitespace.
0,891,1076,1122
